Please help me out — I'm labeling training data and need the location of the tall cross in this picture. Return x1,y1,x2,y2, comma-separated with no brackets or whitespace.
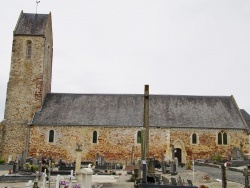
36,1,40,14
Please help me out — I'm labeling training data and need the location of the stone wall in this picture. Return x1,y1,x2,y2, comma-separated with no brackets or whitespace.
170,128,249,162
2,36,46,160
28,126,249,164
29,126,168,163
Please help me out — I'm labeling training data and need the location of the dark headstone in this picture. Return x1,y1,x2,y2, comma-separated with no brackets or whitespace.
142,160,147,183
171,177,177,185
187,179,193,186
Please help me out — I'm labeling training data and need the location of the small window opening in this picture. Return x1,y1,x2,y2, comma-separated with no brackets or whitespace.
49,130,54,143
93,131,97,143
137,131,141,144
27,41,32,59
192,133,197,144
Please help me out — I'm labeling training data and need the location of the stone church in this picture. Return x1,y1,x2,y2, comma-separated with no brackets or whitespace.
1,11,250,164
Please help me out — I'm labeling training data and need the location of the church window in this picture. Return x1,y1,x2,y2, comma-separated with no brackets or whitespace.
137,131,141,144
218,132,222,145
27,41,32,59
49,130,54,143
93,131,98,143
218,131,227,145
192,133,197,144
223,132,227,145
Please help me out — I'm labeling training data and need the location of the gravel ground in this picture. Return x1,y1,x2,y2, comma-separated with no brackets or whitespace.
162,167,244,188
194,165,245,185
0,167,245,188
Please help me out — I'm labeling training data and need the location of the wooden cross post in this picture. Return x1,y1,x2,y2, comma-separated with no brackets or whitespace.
221,164,227,188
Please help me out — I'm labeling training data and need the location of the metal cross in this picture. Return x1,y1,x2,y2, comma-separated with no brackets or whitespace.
36,1,40,14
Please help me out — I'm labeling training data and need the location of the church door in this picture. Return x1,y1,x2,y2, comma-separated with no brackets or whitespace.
174,148,182,164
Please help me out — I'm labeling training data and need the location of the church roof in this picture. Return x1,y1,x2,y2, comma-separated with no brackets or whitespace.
31,93,247,129
240,109,250,133
14,11,49,36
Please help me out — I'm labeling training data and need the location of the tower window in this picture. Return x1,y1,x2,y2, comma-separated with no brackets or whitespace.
49,130,54,143
218,131,228,145
137,131,141,144
27,41,32,59
93,131,98,143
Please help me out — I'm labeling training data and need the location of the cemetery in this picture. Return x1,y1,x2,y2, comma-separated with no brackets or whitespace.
0,137,250,187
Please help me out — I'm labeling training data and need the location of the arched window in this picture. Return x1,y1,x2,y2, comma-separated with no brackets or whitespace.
192,133,197,144
137,131,141,144
218,131,227,145
93,131,97,143
223,132,227,145
49,130,54,143
218,132,222,145
27,41,32,59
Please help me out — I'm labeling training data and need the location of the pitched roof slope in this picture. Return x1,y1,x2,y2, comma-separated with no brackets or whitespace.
14,11,49,35
240,109,250,133
31,93,246,129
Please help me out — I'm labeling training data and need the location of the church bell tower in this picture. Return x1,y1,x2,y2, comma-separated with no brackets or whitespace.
0,11,53,160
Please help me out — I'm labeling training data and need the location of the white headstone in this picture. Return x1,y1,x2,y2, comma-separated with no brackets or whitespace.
8,155,12,163
68,170,73,188
55,174,61,188
42,169,47,188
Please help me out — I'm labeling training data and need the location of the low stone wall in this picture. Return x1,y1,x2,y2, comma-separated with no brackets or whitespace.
0,175,36,182
0,165,13,171
230,160,250,167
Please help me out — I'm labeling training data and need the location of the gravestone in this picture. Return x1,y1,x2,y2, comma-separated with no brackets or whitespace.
8,155,12,163
16,156,20,171
232,147,241,160
100,154,105,165
171,177,177,185
131,145,135,165
32,158,38,166
174,157,178,167
21,150,27,168
147,158,155,174
96,153,99,166
227,150,232,161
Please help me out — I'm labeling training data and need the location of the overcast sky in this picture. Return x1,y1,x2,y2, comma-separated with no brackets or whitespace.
0,0,250,120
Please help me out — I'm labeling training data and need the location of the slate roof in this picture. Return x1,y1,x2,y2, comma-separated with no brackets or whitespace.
31,93,247,129
14,11,49,35
240,109,250,133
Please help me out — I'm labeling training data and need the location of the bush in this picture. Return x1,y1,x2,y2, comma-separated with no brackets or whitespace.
186,161,191,170
26,163,31,169
212,153,222,163
0,159,5,164
31,164,38,171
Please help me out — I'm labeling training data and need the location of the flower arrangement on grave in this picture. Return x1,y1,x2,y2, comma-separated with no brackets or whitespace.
199,185,208,188
202,174,211,181
26,163,31,169
30,164,38,171
73,184,81,188
60,180,68,187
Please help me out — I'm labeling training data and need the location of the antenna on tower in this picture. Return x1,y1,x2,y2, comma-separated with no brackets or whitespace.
36,1,40,14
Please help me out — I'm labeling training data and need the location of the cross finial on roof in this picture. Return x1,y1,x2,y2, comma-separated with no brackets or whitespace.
36,1,40,14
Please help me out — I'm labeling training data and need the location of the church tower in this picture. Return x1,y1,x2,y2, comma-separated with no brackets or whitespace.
0,11,53,160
